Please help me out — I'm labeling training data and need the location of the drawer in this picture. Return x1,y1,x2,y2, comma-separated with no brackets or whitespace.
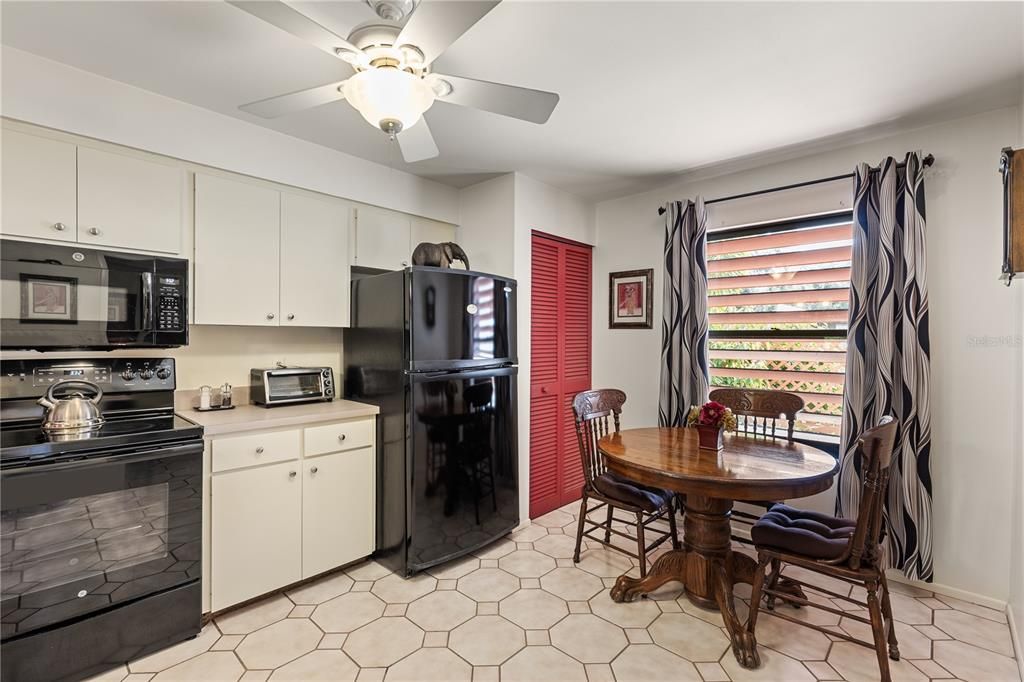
212,429,300,473
304,418,373,457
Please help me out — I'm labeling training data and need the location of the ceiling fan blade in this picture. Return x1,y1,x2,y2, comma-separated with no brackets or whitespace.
227,0,362,58
398,119,439,162
396,1,501,65
433,74,559,124
240,80,348,118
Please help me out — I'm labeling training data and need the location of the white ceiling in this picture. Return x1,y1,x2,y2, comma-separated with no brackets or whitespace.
2,1,1022,199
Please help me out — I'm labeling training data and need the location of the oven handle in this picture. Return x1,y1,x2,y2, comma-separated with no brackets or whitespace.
141,271,154,329
3,440,203,476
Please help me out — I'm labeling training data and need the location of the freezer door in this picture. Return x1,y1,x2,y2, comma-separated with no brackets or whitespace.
409,269,516,371
407,367,518,573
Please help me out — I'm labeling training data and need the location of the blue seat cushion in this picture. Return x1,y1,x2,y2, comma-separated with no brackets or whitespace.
593,472,671,513
751,504,856,560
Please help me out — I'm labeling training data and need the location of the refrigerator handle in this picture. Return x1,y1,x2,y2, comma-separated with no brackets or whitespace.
410,366,517,382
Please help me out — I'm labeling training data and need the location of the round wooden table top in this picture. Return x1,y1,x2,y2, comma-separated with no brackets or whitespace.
598,427,838,502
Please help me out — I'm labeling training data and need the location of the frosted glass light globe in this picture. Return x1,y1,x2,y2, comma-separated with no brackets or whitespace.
344,68,436,134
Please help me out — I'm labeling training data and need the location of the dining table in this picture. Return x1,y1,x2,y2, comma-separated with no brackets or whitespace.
598,426,838,669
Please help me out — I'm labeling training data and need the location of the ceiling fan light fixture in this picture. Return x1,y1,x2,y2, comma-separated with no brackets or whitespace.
344,67,436,135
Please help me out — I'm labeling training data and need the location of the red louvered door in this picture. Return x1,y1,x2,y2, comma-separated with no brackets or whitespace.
529,232,592,519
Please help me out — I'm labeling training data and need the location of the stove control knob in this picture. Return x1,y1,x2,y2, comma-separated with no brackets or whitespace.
156,367,172,380
139,368,155,380
121,368,137,381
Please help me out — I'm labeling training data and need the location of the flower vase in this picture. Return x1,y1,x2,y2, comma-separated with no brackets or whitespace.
696,424,724,451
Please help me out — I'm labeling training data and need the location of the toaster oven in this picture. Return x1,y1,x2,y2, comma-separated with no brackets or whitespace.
250,367,335,407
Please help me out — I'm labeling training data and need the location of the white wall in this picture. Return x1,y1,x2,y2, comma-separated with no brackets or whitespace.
457,174,516,278
1009,79,1024,665
0,46,458,224
592,106,1023,603
458,172,596,522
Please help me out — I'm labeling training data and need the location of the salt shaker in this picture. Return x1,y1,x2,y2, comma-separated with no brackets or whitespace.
220,382,233,407
199,385,212,410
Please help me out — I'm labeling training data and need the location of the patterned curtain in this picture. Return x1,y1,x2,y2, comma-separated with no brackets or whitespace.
838,152,933,582
658,199,710,427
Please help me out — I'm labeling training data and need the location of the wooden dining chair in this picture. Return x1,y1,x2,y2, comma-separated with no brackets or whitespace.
746,417,900,681
571,389,680,577
708,388,804,541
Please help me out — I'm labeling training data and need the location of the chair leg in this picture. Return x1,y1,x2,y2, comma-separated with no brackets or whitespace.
879,571,901,661
866,580,893,682
636,511,647,578
667,500,681,551
573,492,588,564
604,504,614,543
746,553,771,635
765,558,782,611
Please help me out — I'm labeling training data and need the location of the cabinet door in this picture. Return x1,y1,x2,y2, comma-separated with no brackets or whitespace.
77,147,185,253
195,174,281,325
280,193,350,327
211,460,302,611
354,207,411,270
302,447,374,578
1,130,77,242
411,217,456,248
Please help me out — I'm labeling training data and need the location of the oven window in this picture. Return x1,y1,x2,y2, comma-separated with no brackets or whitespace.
267,373,321,399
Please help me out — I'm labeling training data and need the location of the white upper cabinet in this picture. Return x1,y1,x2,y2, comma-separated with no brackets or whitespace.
353,207,412,270
1,130,77,242
195,174,281,326
411,217,456,249
77,147,185,254
281,193,350,328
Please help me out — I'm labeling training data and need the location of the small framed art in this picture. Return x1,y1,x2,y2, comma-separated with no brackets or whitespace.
20,274,79,324
609,269,653,329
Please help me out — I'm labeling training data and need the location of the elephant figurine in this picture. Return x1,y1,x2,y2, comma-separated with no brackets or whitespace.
411,242,470,270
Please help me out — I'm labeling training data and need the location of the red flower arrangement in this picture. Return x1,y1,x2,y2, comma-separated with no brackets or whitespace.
686,400,736,451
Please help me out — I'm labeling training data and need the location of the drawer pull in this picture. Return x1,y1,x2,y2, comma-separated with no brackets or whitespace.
289,471,297,478
338,434,347,442
255,446,264,454
89,227,101,236
310,466,318,474
54,222,67,232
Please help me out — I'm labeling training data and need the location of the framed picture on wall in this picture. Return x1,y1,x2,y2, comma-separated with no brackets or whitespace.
609,269,653,329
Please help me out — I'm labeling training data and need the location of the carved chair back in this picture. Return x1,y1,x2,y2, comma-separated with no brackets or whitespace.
572,389,626,488
839,416,898,570
709,388,804,442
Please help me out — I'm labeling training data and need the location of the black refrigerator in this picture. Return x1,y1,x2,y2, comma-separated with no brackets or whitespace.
344,266,519,576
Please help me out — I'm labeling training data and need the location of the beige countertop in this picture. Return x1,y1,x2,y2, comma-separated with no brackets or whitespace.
178,396,379,437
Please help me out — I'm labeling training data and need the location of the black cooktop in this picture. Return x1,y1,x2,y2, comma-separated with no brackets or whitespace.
0,413,204,466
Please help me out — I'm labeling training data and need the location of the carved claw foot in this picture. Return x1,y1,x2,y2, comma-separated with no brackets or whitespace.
609,550,688,603
773,576,806,608
610,574,644,603
889,643,900,661
731,629,761,668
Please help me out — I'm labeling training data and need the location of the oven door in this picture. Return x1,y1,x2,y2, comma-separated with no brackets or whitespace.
0,240,187,349
265,369,327,404
1,440,203,641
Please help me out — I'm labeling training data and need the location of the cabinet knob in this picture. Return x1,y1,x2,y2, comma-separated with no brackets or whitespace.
310,466,318,474
289,471,297,478
267,313,275,320
88,227,101,236
255,446,264,455
338,434,347,442
401,260,409,267
53,222,67,232
287,314,295,320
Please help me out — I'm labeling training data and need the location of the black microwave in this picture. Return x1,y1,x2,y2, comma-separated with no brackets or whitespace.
1,240,189,350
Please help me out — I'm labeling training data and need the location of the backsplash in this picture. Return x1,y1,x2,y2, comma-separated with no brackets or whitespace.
0,325,343,392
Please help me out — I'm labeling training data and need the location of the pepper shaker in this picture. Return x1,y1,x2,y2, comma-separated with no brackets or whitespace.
220,382,233,407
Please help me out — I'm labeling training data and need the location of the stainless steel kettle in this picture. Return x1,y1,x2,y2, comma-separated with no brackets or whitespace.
37,380,105,435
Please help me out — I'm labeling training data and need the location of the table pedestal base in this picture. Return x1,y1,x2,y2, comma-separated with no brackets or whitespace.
609,495,803,669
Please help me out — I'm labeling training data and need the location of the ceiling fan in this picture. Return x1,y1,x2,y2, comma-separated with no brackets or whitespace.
229,0,560,162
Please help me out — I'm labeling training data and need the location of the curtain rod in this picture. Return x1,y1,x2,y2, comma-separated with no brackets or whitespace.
657,153,935,215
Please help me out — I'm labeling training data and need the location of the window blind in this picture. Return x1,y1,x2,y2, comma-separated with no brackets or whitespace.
707,214,851,440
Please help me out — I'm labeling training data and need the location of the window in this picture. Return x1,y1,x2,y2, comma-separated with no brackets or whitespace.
707,212,852,441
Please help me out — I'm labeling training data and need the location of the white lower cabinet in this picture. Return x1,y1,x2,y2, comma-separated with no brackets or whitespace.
302,448,374,578
211,459,302,611
207,416,376,612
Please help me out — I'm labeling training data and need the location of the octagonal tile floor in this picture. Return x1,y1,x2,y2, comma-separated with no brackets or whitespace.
87,501,1021,682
